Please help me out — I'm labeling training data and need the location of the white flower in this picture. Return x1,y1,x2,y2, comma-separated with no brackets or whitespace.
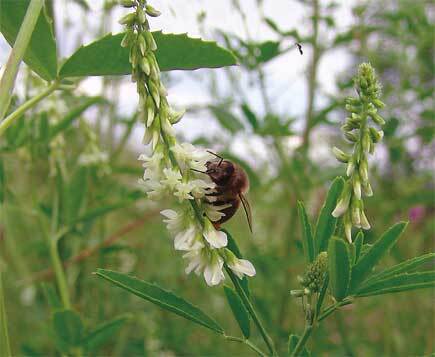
183,249,225,286
203,203,231,222
171,143,213,171
227,258,256,279
190,179,214,199
161,168,182,190
174,182,194,201
161,209,184,233
174,227,204,251
139,152,163,171
203,220,227,248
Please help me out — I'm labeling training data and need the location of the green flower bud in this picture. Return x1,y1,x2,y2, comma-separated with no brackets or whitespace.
360,209,371,230
138,34,147,56
359,158,368,183
332,147,350,163
370,112,385,126
119,12,137,25
140,57,151,75
169,108,185,124
299,252,328,294
344,131,358,142
344,211,352,242
352,173,362,199
149,80,161,108
372,98,385,109
362,181,373,197
332,181,351,217
145,4,161,17
137,6,146,24
119,0,136,7
144,31,157,51
369,127,383,143
121,30,135,47
146,96,155,127
362,130,371,153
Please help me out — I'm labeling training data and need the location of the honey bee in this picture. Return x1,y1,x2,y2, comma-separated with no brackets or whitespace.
193,151,252,232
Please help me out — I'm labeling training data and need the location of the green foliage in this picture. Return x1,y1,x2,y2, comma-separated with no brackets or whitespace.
314,177,345,253
223,286,250,338
59,32,238,78
349,222,408,292
328,237,352,301
95,269,224,334
0,0,57,80
288,334,310,356
297,201,315,263
209,105,244,133
52,309,83,353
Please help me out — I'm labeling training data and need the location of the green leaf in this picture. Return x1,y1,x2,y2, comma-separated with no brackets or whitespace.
83,315,130,352
223,286,250,338
297,201,315,263
0,0,57,80
49,97,104,139
314,177,345,253
52,310,83,351
353,231,364,263
349,222,408,293
355,271,435,297
241,103,258,130
41,283,62,310
328,237,352,301
65,167,88,224
288,334,310,356
95,269,224,334
359,253,435,288
59,32,237,78
209,106,244,133
223,229,250,298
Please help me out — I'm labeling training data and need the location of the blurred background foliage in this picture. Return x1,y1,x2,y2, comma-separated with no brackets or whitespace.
0,0,433,356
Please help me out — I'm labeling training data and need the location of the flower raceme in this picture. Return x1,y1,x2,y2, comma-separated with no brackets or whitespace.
332,63,386,242
120,0,255,286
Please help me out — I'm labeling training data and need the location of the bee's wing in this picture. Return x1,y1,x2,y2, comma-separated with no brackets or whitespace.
239,193,253,233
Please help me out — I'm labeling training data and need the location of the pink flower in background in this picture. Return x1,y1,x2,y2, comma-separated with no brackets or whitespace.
408,205,425,222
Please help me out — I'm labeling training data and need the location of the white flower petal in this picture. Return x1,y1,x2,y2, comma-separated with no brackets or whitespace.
203,228,227,249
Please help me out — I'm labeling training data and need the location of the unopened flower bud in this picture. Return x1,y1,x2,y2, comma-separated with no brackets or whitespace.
359,159,368,183
121,30,134,47
344,131,358,142
119,12,137,25
346,159,355,177
362,130,371,153
299,252,328,293
351,200,361,227
370,112,385,126
332,147,350,163
372,98,385,109
149,81,161,108
119,0,135,7
344,212,352,243
137,7,146,24
145,4,161,17
332,182,351,217
144,31,157,51
352,173,362,199
360,210,371,230
169,108,185,124
140,57,151,75
362,181,373,196
369,127,383,143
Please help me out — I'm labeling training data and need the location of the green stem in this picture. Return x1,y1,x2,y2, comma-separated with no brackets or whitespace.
49,238,71,309
317,299,353,322
225,335,267,357
0,80,60,136
0,271,12,357
291,324,312,357
225,266,277,356
0,0,44,120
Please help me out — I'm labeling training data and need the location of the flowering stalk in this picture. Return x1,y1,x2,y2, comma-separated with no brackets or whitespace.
118,0,255,286
332,63,385,242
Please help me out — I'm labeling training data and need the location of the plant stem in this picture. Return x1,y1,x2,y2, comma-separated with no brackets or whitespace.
0,271,12,357
49,238,71,309
317,298,353,322
291,324,313,357
225,266,277,356
0,80,60,136
225,335,267,357
0,0,44,120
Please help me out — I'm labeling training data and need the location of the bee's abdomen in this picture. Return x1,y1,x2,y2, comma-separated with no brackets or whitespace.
213,198,240,224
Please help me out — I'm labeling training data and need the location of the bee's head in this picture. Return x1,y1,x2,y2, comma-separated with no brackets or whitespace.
206,160,234,185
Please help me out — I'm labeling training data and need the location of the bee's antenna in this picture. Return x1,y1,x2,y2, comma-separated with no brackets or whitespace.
190,168,207,174
207,150,224,166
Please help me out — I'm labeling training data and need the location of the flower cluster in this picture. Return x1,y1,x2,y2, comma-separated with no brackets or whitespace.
291,252,328,297
119,0,255,286
332,63,385,242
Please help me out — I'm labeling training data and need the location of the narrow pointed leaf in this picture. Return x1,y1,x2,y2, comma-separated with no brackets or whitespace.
297,201,315,263
0,0,57,80
223,229,250,298
350,222,408,292
356,271,435,297
83,315,130,352
95,269,224,334
223,286,250,338
59,32,237,78
314,177,345,253
328,237,352,301
362,252,435,287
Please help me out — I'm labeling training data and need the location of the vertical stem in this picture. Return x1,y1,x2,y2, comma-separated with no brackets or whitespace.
0,271,12,357
291,324,313,357
0,0,44,120
225,266,277,356
301,0,320,152
49,239,71,309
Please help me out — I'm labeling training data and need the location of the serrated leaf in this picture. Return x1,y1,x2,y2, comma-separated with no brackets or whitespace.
288,334,310,356
49,97,104,139
223,229,250,298
95,269,224,334
83,315,130,352
0,0,57,80
355,271,435,297
297,201,315,263
52,310,83,350
209,106,244,133
314,177,345,253
359,253,435,288
328,237,352,301
349,222,408,293
59,32,237,78
353,231,364,263
223,286,250,338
